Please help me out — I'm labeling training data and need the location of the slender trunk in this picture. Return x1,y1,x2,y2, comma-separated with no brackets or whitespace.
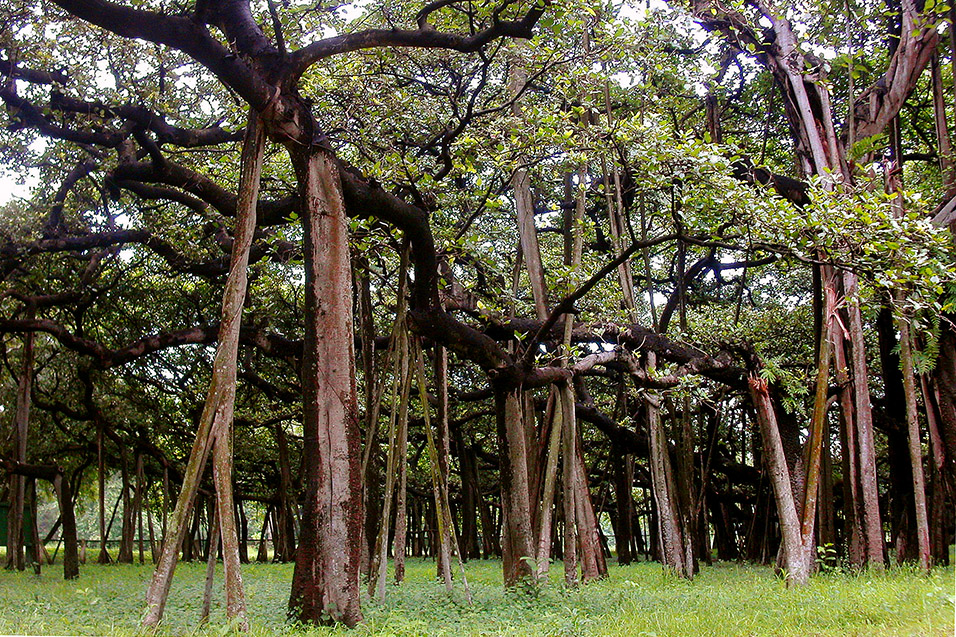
646,355,686,576
213,409,247,627
200,503,220,625
922,376,950,564
51,472,79,579
256,508,271,562
144,112,263,628
843,272,886,569
27,479,41,573
573,432,606,580
135,454,145,564
370,311,410,598
931,53,956,190
509,56,550,319
415,341,470,600
800,265,834,567
896,309,932,572
534,394,562,576
97,424,110,565
6,326,33,571
561,383,578,587
393,384,410,584
614,453,634,565
432,345,455,586
274,421,296,562
118,450,134,563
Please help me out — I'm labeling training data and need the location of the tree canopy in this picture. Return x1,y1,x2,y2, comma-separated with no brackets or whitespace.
1,0,954,629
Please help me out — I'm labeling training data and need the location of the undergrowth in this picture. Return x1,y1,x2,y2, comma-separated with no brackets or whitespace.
0,558,951,636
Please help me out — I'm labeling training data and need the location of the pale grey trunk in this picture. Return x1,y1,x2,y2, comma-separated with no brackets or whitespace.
748,377,813,585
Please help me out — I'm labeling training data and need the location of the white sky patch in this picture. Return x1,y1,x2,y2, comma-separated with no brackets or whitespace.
96,60,116,90
646,290,667,308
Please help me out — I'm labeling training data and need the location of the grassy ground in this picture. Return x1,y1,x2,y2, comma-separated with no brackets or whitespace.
0,558,951,636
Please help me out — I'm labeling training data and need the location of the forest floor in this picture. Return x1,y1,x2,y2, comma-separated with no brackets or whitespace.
0,557,951,636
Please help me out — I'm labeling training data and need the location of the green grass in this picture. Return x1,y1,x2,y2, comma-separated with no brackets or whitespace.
0,558,951,636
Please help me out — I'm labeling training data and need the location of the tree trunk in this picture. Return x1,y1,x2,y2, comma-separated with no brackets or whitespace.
896,307,932,572
135,454,145,564
118,449,134,564
274,421,296,563
561,383,578,587
143,112,263,628
6,326,33,572
748,377,813,585
496,387,535,586
97,424,110,565
646,355,687,576
843,273,885,569
200,502,220,625
287,145,363,627
613,453,634,565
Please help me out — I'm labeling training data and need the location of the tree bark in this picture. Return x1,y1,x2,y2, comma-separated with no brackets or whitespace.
143,112,263,628
748,377,813,586
646,354,687,576
496,387,535,586
288,145,363,627
6,326,33,572
896,307,932,573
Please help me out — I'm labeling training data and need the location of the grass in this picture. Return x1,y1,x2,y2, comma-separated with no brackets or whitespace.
0,558,951,636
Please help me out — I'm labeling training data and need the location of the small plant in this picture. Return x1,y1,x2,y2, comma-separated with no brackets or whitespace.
816,543,839,573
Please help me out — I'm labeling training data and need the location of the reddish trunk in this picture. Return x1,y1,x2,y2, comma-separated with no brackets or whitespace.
288,146,363,627
496,387,535,586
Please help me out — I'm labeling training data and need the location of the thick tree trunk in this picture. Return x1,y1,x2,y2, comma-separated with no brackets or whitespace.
288,145,363,627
